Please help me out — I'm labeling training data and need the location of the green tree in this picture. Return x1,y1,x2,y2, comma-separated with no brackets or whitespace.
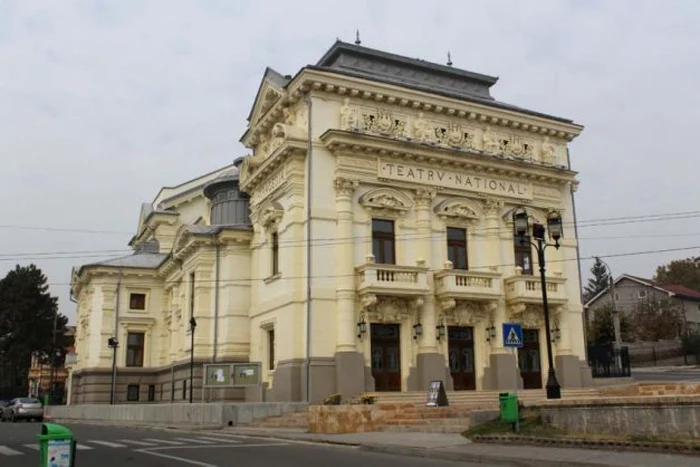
629,296,684,341
653,256,700,291
0,264,72,397
583,257,611,303
587,304,632,344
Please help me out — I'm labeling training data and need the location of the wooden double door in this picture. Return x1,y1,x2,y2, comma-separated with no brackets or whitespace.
371,324,401,392
448,326,476,391
518,329,543,389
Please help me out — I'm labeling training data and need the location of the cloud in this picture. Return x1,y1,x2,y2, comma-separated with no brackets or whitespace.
1,0,699,321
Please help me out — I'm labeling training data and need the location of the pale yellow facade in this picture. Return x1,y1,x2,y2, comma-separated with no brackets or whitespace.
69,40,589,404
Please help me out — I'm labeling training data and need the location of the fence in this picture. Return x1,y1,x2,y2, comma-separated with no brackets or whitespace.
587,343,631,378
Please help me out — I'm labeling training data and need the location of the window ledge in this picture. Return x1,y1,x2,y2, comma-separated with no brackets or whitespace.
264,273,282,284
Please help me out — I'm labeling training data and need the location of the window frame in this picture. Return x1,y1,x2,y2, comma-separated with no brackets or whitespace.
127,384,140,402
513,235,533,275
147,384,155,402
271,231,280,276
446,227,468,270
267,328,275,371
125,332,145,368
371,219,396,265
128,292,147,311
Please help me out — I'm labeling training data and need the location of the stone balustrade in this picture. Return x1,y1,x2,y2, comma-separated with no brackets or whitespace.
355,261,430,297
434,269,501,302
504,274,567,306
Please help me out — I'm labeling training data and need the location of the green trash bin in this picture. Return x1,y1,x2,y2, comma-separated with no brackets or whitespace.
37,423,76,467
499,392,519,423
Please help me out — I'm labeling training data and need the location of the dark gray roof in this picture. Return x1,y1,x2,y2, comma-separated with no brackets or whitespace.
84,253,168,270
310,41,574,124
203,167,241,199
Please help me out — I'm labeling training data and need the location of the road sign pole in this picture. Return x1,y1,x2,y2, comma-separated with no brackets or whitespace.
513,346,519,433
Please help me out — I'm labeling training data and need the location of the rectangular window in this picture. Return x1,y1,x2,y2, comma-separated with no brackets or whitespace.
271,232,280,275
127,384,139,402
372,219,395,264
268,328,275,371
446,227,468,270
148,384,155,402
637,290,647,299
513,235,533,275
182,380,187,400
129,293,146,310
126,332,145,367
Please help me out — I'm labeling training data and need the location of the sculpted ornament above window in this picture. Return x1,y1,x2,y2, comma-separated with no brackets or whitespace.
434,198,483,226
359,187,413,218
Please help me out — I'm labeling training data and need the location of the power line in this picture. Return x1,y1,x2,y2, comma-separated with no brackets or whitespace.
54,243,700,290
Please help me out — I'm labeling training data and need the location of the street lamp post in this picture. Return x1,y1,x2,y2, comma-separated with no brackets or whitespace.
513,208,563,400
107,337,118,405
189,317,197,404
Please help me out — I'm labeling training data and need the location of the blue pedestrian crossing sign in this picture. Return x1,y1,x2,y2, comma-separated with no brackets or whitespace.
503,323,523,348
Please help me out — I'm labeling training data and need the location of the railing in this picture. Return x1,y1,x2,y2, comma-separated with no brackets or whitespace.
504,274,567,304
356,261,429,295
434,269,501,300
587,343,631,378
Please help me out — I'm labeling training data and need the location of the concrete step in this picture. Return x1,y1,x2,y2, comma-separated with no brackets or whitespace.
378,424,470,433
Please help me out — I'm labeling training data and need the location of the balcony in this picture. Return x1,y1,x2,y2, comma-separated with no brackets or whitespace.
355,259,430,298
504,274,567,307
434,268,502,302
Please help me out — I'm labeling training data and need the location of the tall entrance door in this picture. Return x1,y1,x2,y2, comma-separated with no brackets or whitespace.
448,326,476,391
518,329,542,389
371,324,401,392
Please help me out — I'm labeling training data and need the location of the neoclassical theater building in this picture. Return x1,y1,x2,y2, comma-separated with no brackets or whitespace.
68,40,589,404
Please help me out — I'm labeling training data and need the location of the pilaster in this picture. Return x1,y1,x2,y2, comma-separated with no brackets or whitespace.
334,177,359,352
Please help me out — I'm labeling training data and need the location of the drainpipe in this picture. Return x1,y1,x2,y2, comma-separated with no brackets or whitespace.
305,96,313,403
111,269,123,405
213,241,220,363
567,148,587,360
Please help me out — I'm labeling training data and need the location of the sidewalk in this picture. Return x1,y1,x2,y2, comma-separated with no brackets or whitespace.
224,427,699,467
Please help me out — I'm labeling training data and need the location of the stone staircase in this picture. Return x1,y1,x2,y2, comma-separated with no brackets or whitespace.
245,388,601,434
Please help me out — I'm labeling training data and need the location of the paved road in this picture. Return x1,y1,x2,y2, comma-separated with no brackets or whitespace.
0,422,498,466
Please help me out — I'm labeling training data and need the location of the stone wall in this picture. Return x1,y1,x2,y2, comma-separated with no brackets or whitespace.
539,396,700,439
48,402,307,429
600,383,700,397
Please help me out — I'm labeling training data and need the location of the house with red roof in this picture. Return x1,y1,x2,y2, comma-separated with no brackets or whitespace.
584,274,700,335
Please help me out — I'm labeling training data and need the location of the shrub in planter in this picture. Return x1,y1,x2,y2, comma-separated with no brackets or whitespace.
323,393,342,405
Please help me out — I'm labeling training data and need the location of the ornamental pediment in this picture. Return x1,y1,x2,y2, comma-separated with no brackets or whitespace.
434,198,483,225
358,187,413,218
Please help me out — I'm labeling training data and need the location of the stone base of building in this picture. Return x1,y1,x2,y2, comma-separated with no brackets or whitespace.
69,357,249,405
334,351,367,399
482,352,522,390
555,355,593,388
407,352,451,391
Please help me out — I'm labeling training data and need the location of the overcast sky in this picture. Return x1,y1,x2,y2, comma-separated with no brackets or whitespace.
2,0,700,324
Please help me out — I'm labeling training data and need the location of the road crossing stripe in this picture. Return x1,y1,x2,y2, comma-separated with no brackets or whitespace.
117,439,158,446
75,444,93,451
0,446,23,456
172,437,215,444
194,437,242,443
23,444,40,451
87,440,127,448
142,439,184,445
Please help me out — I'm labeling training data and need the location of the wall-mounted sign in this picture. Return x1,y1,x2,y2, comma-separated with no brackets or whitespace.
203,364,233,387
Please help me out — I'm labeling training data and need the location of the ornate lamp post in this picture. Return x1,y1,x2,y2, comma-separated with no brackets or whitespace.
513,208,563,400
189,316,197,403
107,337,119,405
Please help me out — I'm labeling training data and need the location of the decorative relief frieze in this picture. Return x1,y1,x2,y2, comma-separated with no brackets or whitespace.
361,294,423,323
250,168,286,206
434,197,482,227
337,100,565,167
443,301,496,326
334,177,359,198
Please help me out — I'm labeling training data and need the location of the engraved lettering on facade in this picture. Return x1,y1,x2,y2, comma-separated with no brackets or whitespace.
378,160,532,200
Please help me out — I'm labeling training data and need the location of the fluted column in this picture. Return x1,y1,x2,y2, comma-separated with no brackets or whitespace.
485,198,508,355
335,178,359,352
415,188,437,352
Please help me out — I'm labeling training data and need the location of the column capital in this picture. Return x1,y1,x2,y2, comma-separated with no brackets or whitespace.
334,177,359,198
414,188,436,208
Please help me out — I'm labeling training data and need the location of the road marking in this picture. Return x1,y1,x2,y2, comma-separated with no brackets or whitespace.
137,443,289,466
143,438,184,445
172,437,215,444
23,444,40,450
0,446,23,456
88,440,127,448
194,437,242,444
117,439,158,446
75,444,93,450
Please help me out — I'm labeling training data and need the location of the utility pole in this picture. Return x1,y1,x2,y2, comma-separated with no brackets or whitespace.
47,311,58,406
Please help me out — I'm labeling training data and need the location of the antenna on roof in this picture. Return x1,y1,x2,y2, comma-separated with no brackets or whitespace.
355,29,361,45
447,51,453,67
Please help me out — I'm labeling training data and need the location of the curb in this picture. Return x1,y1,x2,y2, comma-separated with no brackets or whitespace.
473,434,700,457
